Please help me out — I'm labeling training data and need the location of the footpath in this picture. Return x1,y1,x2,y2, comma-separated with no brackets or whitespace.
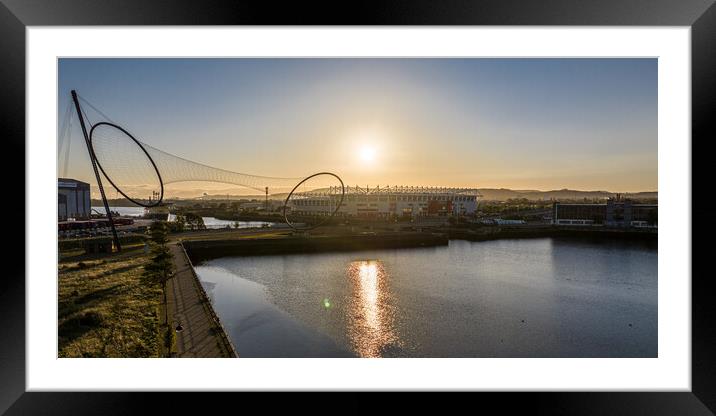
166,243,237,358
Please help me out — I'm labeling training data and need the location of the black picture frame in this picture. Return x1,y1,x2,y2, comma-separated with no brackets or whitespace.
3,0,714,413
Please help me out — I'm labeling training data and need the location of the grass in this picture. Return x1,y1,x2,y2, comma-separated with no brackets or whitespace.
174,229,290,242
58,246,165,358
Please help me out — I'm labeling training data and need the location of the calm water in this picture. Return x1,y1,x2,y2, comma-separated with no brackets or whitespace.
92,206,146,217
167,213,273,230
194,238,657,358
93,207,273,229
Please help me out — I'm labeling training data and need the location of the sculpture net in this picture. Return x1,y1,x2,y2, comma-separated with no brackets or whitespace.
73,94,344,219
90,123,166,206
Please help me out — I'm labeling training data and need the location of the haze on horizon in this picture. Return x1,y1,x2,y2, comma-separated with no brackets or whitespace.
58,58,657,196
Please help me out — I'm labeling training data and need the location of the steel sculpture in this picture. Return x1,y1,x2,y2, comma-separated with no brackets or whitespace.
282,172,346,231
70,90,346,250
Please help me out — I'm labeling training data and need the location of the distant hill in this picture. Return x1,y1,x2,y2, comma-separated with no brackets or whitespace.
269,187,658,202
476,188,658,201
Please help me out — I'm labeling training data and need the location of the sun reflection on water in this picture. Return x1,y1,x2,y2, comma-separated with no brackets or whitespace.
346,260,399,357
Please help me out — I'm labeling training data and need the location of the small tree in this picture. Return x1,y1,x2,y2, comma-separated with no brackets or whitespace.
144,221,173,287
149,220,169,245
184,213,206,231
167,213,186,233
172,214,186,233
143,221,174,355
143,245,172,284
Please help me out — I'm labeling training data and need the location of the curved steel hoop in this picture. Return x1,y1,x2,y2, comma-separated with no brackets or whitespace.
88,121,343,227
89,122,165,208
283,172,346,231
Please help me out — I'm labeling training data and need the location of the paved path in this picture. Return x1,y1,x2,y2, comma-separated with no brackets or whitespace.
166,243,237,357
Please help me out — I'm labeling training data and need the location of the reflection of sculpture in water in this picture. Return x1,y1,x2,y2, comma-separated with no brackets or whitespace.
345,260,400,357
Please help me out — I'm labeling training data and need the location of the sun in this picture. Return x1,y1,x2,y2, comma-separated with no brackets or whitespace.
359,146,377,163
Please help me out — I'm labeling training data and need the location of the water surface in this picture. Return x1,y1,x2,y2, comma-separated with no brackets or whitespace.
92,207,275,229
195,238,657,358
168,213,273,229
92,206,145,217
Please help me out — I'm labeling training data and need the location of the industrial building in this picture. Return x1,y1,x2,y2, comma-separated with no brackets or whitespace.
553,197,657,227
58,178,91,221
289,186,480,219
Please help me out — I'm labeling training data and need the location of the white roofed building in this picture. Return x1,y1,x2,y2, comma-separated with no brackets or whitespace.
288,185,480,219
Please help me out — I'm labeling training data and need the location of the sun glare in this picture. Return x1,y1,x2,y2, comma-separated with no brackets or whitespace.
359,146,377,163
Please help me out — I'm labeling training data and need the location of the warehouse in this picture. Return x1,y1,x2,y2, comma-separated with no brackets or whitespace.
58,178,91,221
553,196,657,227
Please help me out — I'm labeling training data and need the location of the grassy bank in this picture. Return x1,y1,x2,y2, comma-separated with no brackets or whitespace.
58,246,166,357
447,225,658,243
58,233,147,251
182,225,657,263
183,232,449,262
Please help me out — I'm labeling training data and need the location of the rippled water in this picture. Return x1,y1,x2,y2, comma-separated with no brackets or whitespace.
195,238,657,358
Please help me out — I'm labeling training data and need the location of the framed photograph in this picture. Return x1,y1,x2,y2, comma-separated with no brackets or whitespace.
5,0,715,413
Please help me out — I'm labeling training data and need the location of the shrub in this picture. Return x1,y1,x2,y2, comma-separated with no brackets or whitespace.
143,221,174,286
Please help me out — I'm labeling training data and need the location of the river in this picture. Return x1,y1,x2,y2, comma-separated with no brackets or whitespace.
91,207,274,229
166,214,273,230
194,237,657,358
92,206,146,217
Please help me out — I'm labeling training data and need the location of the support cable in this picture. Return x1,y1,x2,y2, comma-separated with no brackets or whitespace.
62,107,73,178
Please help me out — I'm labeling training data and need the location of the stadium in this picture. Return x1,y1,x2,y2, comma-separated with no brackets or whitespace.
288,185,480,219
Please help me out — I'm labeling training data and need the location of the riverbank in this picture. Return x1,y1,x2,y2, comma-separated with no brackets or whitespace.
57,223,654,357
447,225,657,243
58,239,236,357
58,246,165,357
183,232,449,262
166,243,237,357
182,225,655,262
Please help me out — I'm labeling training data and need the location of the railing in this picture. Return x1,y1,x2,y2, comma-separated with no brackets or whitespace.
177,242,239,358
294,185,482,197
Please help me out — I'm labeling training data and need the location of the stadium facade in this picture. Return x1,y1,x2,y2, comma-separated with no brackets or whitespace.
289,185,480,218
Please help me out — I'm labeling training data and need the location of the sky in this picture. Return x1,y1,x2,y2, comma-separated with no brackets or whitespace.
58,58,657,197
